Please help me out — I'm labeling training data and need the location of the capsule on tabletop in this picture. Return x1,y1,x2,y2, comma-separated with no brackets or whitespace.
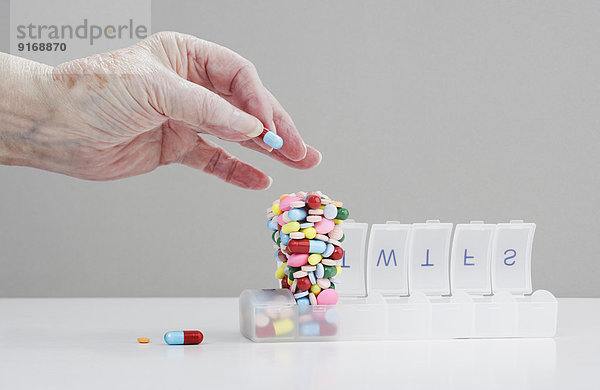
164,330,204,345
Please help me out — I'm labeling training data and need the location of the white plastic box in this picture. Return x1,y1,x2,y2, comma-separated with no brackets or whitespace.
240,220,557,342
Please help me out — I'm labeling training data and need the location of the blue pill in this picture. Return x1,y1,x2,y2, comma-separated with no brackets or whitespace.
288,208,307,221
263,131,284,149
308,271,316,285
322,243,334,257
299,322,320,337
309,240,326,254
297,296,310,305
267,217,278,231
164,331,184,345
280,232,290,245
316,263,324,278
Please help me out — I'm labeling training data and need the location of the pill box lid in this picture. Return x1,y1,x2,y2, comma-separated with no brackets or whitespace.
491,220,536,295
450,221,496,294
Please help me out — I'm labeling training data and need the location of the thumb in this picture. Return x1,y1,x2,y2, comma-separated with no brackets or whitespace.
155,77,263,142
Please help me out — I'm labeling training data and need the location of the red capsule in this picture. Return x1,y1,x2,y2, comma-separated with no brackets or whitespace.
281,277,290,289
330,246,344,260
296,277,311,291
288,239,310,254
306,195,321,209
277,250,288,262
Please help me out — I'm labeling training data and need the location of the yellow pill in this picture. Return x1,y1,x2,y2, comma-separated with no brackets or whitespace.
287,276,292,285
282,221,300,234
310,284,321,294
308,254,323,265
273,318,294,335
272,203,282,215
275,263,286,280
333,219,343,225
335,265,342,277
137,337,150,343
302,227,317,239
319,205,325,209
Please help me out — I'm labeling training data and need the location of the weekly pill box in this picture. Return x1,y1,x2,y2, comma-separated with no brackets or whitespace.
240,220,557,342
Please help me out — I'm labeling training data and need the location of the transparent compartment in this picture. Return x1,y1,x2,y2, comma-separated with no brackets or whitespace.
240,288,557,342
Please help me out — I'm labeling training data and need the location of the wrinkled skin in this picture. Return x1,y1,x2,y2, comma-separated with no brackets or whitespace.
1,32,320,189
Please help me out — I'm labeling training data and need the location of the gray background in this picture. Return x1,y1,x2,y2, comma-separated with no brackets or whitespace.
1,0,599,297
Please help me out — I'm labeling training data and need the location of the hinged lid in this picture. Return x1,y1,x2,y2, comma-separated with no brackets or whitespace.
366,221,411,295
491,220,535,295
336,220,368,297
407,220,453,296
450,221,496,295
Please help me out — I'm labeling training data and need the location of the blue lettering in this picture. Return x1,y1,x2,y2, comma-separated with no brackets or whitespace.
504,249,516,266
464,249,475,266
341,252,350,268
421,249,434,266
376,249,397,267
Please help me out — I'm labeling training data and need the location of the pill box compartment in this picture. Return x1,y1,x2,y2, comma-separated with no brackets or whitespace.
239,289,557,342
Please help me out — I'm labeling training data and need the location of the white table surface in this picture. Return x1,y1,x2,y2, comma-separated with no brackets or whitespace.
0,297,598,390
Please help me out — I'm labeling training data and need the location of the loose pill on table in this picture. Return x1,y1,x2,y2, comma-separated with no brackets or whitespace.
137,337,150,343
164,330,204,345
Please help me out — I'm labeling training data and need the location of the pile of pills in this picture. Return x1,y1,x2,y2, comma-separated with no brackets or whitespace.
267,191,349,306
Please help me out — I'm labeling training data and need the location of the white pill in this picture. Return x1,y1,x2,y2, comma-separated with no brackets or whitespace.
308,209,324,215
290,232,305,239
317,278,331,289
306,216,322,223
323,204,337,219
290,201,305,208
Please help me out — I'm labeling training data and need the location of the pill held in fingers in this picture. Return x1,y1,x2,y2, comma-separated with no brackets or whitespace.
260,128,283,149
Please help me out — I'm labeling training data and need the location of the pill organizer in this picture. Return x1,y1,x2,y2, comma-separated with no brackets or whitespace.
240,220,557,342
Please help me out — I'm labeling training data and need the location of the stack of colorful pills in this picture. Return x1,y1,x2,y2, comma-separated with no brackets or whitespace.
267,191,349,306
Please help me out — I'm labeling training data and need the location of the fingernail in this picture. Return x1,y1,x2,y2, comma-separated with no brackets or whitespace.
231,109,263,137
315,150,322,167
265,176,273,189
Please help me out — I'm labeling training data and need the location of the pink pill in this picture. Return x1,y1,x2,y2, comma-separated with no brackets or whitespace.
316,288,338,305
328,225,343,240
287,254,309,267
314,218,335,234
278,214,285,227
279,196,302,212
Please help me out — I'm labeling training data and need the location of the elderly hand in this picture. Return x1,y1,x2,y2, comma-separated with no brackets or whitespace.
0,32,320,189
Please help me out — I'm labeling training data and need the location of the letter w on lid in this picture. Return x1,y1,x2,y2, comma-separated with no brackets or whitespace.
367,222,411,295
407,221,453,296
491,221,536,295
